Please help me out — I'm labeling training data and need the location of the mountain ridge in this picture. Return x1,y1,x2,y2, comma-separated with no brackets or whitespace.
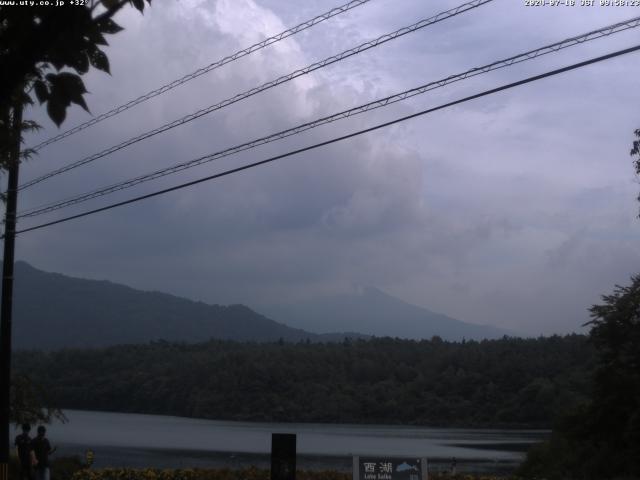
10,261,510,349
260,285,511,340
11,261,358,349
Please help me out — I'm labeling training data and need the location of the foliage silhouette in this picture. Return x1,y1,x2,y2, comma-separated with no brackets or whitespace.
0,0,152,169
520,275,640,478
1,0,151,427
10,374,65,425
14,335,594,428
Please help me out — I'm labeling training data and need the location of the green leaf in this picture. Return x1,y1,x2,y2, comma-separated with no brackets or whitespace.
101,0,120,8
20,91,33,106
56,72,88,94
71,95,89,113
20,148,38,161
57,73,90,112
97,18,123,34
33,80,49,104
20,120,42,133
130,0,144,12
70,51,90,74
84,26,109,46
45,73,90,121
50,57,65,71
89,49,110,74
47,99,66,127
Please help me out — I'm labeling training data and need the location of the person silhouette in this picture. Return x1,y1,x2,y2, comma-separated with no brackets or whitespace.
31,426,56,480
14,423,33,480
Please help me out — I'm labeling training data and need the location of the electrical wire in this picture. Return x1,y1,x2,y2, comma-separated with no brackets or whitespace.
18,15,640,219
28,0,374,152
18,0,494,191
13,44,640,237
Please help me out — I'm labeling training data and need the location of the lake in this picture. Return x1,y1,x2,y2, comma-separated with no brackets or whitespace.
36,410,548,474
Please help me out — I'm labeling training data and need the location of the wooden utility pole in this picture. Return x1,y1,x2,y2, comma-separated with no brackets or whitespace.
0,101,23,480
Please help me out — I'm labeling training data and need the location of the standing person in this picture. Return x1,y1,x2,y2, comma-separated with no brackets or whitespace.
14,423,33,480
31,426,56,480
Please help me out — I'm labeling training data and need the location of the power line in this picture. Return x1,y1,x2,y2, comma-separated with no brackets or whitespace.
28,0,373,152
13,44,640,237
18,15,640,219
18,0,494,191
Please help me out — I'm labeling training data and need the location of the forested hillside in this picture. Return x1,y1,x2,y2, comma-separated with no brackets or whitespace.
14,335,594,428
12,261,355,348
12,262,502,347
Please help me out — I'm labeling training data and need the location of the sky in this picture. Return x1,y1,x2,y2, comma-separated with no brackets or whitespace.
12,0,640,336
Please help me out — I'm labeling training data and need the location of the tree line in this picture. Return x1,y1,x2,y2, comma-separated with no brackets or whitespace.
519,275,640,479
13,334,593,428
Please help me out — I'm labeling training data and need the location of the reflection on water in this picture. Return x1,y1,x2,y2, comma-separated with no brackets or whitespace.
35,410,548,473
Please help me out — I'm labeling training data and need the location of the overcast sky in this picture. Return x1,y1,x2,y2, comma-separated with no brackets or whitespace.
13,0,640,336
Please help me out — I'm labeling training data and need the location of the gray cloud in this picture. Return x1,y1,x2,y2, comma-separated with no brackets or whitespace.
11,0,640,336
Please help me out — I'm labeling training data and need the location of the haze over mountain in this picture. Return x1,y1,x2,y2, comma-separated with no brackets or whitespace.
260,286,512,341
11,261,357,350
10,261,510,350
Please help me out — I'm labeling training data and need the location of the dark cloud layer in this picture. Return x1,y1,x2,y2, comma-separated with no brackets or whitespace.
12,0,640,336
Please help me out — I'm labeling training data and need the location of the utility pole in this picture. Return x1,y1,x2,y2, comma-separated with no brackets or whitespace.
0,101,23,480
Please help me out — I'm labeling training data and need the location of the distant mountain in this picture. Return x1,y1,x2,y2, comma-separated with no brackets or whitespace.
10,261,358,350
260,286,511,341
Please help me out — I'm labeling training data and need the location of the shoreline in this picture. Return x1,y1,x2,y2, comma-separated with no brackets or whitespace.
55,444,524,475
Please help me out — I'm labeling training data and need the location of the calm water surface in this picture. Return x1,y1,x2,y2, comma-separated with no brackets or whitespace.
38,410,548,473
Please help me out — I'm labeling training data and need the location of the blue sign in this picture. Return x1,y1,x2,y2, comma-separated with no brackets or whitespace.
353,456,428,480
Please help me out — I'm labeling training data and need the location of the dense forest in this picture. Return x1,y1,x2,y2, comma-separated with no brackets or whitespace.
520,275,640,479
14,335,593,428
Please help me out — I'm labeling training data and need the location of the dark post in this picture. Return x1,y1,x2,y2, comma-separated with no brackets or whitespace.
271,433,296,480
0,102,23,480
